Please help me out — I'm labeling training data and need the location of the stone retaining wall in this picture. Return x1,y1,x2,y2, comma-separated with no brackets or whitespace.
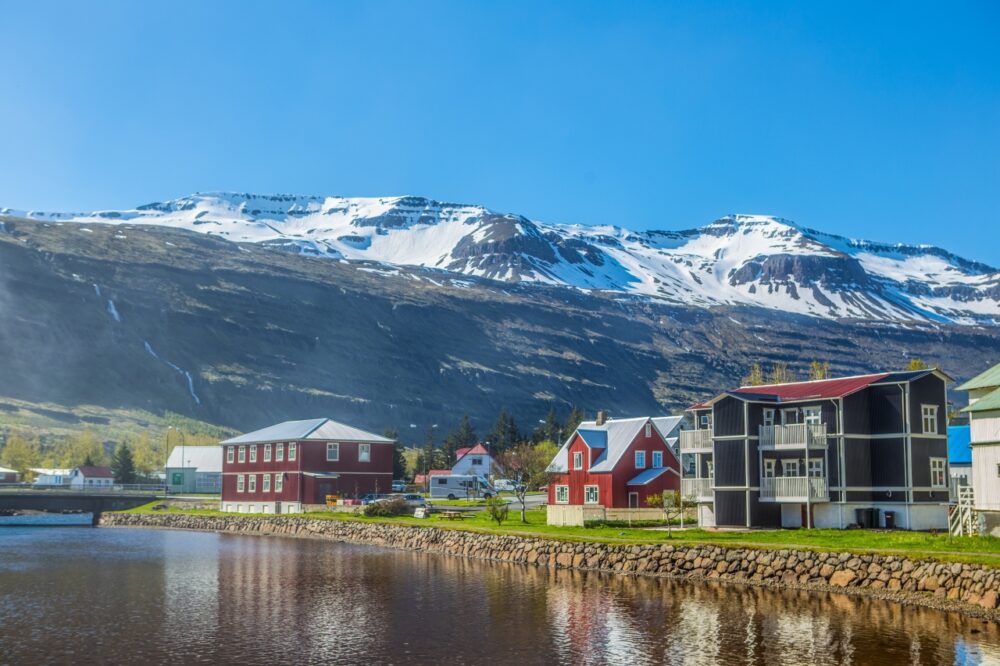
100,512,1000,619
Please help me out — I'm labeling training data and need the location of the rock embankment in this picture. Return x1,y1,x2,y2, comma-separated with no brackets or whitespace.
101,512,1000,620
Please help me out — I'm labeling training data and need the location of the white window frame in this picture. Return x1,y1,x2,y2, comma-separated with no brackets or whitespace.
248,474,256,493
763,459,776,478
249,445,257,463
573,451,583,470
652,451,663,468
275,474,283,492
763,409,775,427
358,443,371,463
555,485,569,504
782,459,800,476
226,447,234,464
263,474,271,492
237,474,245,493
635,450,646,469
808,458,824,478
930,457,946,488
803,407,822,426
644,423,652,438
781,409,798,426
288,443,297,462
238,446,246,463
700,414,712,430
276,443,284,462
584,485,599,505
922,405,938,434
326,442,339,462
264,444,272,462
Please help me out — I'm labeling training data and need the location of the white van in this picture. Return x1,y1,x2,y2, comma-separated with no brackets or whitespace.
429,474,496,500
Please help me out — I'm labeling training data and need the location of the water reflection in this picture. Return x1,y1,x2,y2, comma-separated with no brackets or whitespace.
1,528,998,664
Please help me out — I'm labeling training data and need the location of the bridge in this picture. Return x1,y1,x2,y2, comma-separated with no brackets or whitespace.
0,485,164,525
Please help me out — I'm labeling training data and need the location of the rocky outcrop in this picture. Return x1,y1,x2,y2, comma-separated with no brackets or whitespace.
101,512,1000,620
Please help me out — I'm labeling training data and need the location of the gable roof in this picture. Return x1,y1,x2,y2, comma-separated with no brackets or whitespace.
948,425,972,465
547,416,672,474
221,418,394,445
957,363,1000,392
963,387,1000,414
626,467,680,486
29,468,73,476
166,446,222,473
455,443,491,463
75,465,113,478
0,466,18,474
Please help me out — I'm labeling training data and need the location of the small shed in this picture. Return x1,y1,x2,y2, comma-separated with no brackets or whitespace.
0,465,19,483
166,446,222,493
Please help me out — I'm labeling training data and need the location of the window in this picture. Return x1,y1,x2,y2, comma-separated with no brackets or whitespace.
237,475,245,492
248,475,256,492
358,443,371,462
226,447,234,464
803,407,822,426
263,474,271,492
645,423,652,438
652,451,663,468
326,443,339,462
763,409,775,427
584,485,599,504
471,457,482,466
808,459,824,478
930,458,946,488
276,443,284,462
555,485,569,504
573,451,583,470
264,444,272,462
781,409,798,426
922,405,938,434
763,459,776,478
436,477,448,485
700,414,712,430
249,445,257,463
782,460,800,476
288,443,297,461
635,450,646,469
238,446,246,463
275,474,283,492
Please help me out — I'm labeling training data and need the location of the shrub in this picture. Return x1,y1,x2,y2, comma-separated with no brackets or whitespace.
485,495,509,526
363,496,409,517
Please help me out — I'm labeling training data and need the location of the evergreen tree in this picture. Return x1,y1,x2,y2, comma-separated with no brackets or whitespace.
382,427,406,480
489,408,520,452
807,360,831,381
420,426,436,473
533,407,562,444
442,415,477,462
743,362,765,386
564,406,585,436
111,442,137,484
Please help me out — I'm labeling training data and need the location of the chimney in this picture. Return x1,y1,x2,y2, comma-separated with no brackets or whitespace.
596,410,608,426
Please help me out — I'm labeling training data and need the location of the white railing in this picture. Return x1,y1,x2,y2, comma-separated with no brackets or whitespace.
759,423,827,449
759,476,828,501
679,429,713,452
681,478,714,501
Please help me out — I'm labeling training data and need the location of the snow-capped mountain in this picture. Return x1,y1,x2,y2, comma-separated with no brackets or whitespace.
6,193,998,325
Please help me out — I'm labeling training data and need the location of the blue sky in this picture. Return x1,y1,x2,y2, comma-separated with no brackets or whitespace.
1,1,998,264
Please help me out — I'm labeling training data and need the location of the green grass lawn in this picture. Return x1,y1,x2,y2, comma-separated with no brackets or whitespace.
119,502,1000,567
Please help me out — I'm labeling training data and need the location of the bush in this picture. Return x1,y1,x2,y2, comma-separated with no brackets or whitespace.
485,495,509,526
363,497,409,517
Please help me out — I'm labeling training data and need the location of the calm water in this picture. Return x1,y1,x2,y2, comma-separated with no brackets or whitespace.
1,528,999,665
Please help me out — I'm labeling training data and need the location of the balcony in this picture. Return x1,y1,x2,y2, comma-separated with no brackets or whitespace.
759,476,829,502
679,429,713,452
758,423,827,450
681,478,714,502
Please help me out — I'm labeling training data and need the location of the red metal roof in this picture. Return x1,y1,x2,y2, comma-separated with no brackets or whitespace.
75,465,114,478
455,443,490,462
730,373,891,401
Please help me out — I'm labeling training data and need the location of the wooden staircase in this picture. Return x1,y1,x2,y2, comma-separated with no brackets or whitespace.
949,486,978,537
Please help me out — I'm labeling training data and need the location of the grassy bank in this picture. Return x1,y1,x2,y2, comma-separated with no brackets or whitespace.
120,501,1000,566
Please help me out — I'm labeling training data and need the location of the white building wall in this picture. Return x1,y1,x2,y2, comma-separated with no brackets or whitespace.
451,455,494,477
811,503,947,530
972,444,1000,511
970,411,1000,445
698,504,715,528
220,501,303,514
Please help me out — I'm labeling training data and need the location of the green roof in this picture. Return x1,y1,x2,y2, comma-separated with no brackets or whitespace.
963,387,1000,413
956,362,1000,392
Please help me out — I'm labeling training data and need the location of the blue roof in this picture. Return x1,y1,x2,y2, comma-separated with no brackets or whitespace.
627,467,674,486
948,425,972,465
577,429,608,449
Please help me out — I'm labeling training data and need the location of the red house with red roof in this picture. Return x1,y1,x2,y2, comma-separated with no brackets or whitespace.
545,414,684,525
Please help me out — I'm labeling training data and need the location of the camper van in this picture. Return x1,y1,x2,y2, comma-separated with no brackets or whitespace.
429,474,496,500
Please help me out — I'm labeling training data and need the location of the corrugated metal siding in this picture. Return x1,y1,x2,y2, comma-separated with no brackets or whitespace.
843,390,870,434
714,397,745,437
714,490,747,527
844,439,873,486
749,492,781,527
909,374,946,435
871,438,905,487
714,439,747,486
869,386,904,434
911,437,948,487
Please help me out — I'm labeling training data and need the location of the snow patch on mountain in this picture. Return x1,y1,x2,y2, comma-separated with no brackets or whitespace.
6,194,998,325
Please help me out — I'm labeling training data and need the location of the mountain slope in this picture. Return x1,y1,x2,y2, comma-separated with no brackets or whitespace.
0,215,997,436
6,193,998,325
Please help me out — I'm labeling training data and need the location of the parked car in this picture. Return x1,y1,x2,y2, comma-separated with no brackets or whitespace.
494,479,526,493
376,493,426,507
391,480,406,492
359,493,388,505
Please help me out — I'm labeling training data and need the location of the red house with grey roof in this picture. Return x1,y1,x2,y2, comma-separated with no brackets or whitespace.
220,418,395,514
545,414,683,517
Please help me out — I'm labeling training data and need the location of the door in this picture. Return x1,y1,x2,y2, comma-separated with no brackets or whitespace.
275,502,282,515
628,492,639,508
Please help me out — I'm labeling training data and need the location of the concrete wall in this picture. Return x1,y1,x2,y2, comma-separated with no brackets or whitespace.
545,504,668,526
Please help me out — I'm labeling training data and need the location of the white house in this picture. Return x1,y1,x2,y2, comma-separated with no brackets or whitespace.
30,468,74,486
451,443,494,478
166,445,222,493
68,466,114,489
959,362,1000,535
